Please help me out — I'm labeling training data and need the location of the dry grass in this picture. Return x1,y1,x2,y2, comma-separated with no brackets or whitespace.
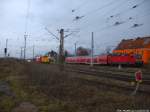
24,63,150,112
0,59,150,112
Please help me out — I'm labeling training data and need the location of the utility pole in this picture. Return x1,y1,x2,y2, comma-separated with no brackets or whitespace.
91,32,94,67
75,43,77,56
20,47,23,59
4,39,8,57
45,27,76,65
24,34,27,60
59,29,64,64
6,39,8,50
33,45,35,60
74,42,77,56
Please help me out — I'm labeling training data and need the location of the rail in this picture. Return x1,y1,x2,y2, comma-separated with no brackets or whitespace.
64,65,150,94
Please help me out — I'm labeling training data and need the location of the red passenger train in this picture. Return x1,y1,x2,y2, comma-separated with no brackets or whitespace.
65,54,143,66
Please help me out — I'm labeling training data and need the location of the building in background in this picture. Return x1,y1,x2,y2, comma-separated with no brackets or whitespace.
113,36,150,64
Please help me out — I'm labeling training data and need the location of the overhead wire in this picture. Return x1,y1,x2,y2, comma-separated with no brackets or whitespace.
130,11,150,28
87,0,147,20
74,0,132,30
104,0,136,20
73,0,120,20
76,0,148,35
72,0,90,12
93,11,150,34
109,0,147,18
78,0,146,31
25,0,31,35
79,10,150,39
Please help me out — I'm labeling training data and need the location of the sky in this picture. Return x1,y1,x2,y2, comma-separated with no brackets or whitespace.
0,0,150,58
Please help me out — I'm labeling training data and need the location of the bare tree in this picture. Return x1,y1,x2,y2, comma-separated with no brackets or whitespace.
77,46,91,56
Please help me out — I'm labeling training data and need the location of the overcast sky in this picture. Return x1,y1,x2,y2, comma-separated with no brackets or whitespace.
0,0,150,58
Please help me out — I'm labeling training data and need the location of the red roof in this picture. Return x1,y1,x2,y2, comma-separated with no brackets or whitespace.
115,36,150,50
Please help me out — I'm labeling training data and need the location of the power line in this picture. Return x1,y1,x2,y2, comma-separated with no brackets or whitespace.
109,0,148,19
85,0,117,16
73,0,119,20
45,27,59,40
76,0,149,34
75,0,131,30
100,10,150,31
72,0,146,31
104,0,135,19
72,0,89,12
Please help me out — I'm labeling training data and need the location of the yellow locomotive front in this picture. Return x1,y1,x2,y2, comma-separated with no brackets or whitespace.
41,56,50,64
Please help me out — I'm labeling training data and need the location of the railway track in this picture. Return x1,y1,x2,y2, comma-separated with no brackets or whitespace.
73,77,150,95
65,64,150,79
64,65,150,94
65,67,150,85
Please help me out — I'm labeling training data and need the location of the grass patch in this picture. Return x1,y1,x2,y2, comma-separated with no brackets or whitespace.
0,59,150,112
0,96,16,112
